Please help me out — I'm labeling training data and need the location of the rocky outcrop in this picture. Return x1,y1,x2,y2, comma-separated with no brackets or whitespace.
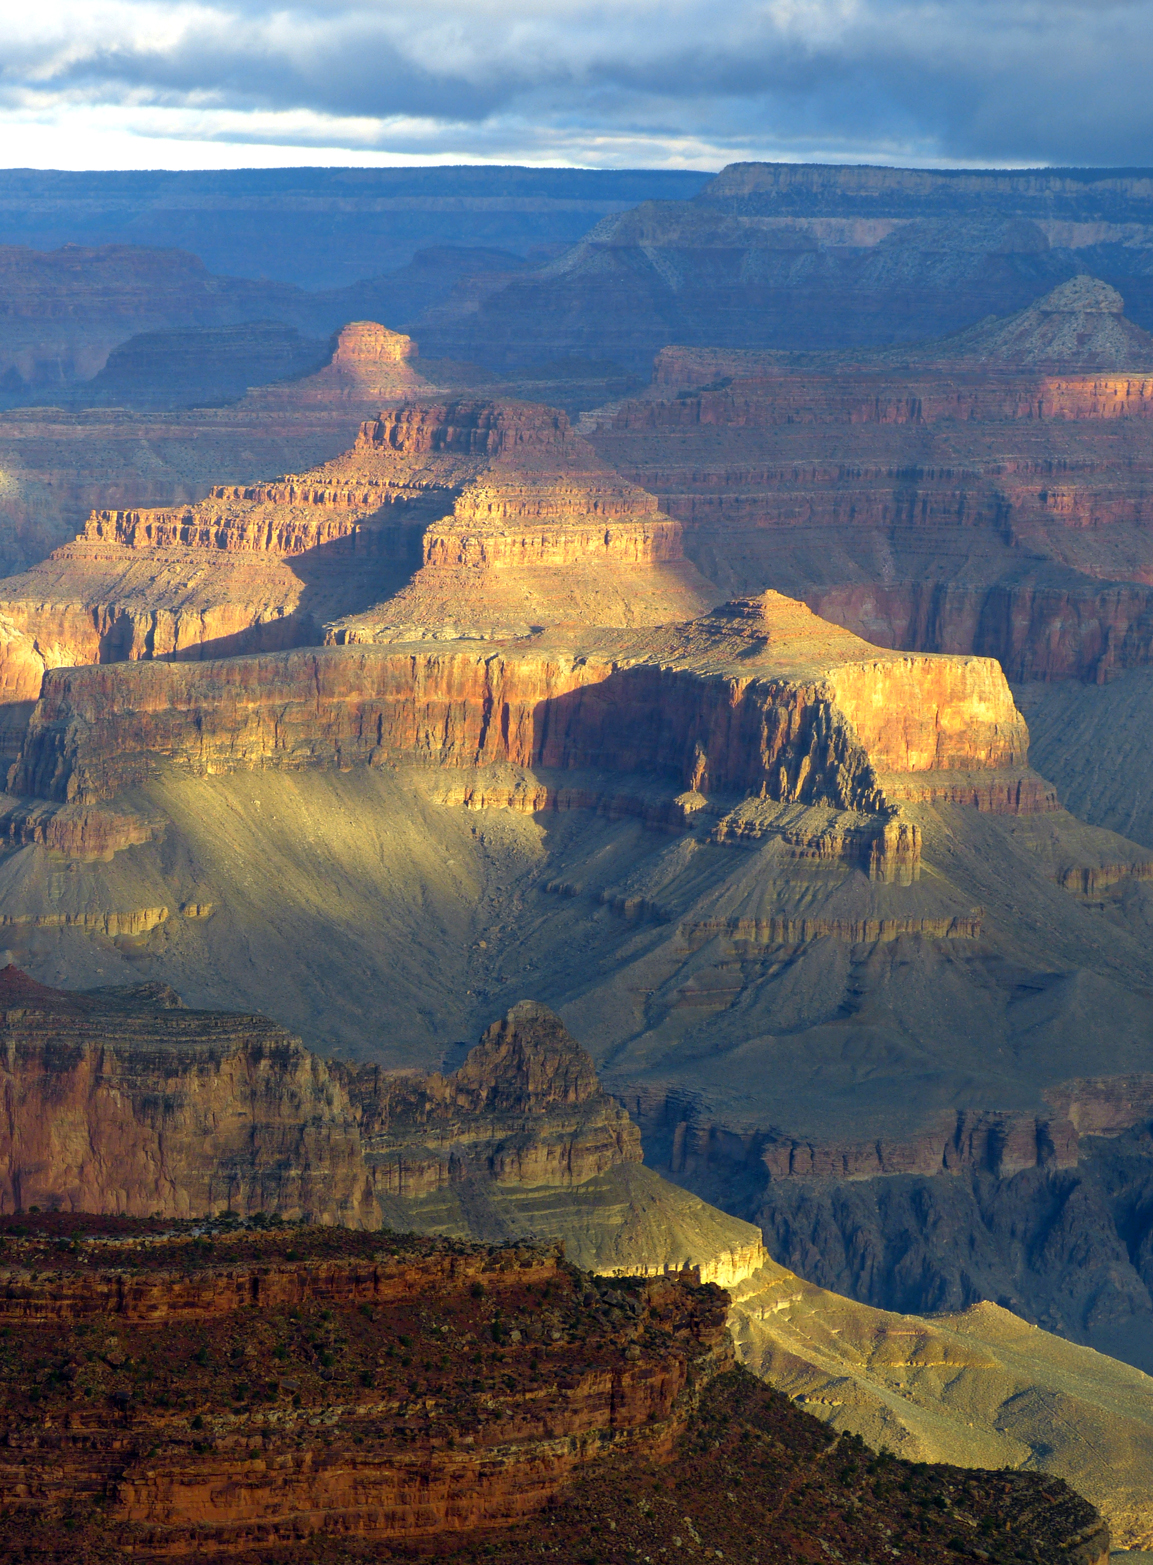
634,1067,1153,1190
0,398,716,692
339,999,765,1282
0,1221,733,1557
6,596,1044,865
0,973,764,1281
0,966,379,1226
343,999,642,1194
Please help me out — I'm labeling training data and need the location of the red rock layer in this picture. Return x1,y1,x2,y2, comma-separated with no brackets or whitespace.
7,595,1042,825
0,968,378,1226
0,1225,733,1556
591,353,1153,680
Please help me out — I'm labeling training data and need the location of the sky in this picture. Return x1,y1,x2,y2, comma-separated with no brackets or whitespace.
0,0,1151,172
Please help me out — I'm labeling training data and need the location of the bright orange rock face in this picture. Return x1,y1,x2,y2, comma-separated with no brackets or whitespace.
8,594,1041,836
0,398,716,702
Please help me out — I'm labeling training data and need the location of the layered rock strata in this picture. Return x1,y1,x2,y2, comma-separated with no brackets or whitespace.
0,1221,733,1557
0,966,378,1226
0,397,716,717
342,999,766,1284
589,279,1153,682
417,158,1153,372
7,594,1047,898
0,972,763,1281
0,1217,1101,1565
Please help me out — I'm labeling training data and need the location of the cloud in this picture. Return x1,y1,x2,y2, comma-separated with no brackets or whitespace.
0,0,1151,169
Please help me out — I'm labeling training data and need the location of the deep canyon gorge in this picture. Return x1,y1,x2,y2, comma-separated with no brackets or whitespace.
1,158,1153,1558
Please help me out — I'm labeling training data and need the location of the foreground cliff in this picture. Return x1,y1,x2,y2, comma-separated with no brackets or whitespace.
0,1218,1104,1565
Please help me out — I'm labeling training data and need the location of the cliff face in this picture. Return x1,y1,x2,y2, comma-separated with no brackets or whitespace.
344,999,643,1194
0,966,378,1226
0,1215,1099,1565
7,595,1042,851
0,972,764,1282
589,282,1153,683
0,243,323,392
0,1221,734,1558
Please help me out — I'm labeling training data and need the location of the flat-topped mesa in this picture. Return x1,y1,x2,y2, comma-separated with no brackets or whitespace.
9,592,1050,861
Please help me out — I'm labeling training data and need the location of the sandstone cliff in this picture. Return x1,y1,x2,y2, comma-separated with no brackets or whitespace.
0,972,763,1281
0,965,378,1226
7,593,1044,862
0,1215,1099,1565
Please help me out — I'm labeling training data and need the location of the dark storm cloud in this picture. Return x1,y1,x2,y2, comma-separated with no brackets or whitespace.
4,0,1153,166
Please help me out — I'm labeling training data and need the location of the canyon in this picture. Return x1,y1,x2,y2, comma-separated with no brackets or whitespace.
4,158,1153,1557
0,963,1140,1548
0,167,711,289
587,275,1153,683
0,968,764,1283
0,380,1151,1376
417,162,1153,372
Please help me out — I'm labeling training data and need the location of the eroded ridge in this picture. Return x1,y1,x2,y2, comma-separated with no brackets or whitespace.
0,398,716,710
6,590,1048,889
0,973,764,1283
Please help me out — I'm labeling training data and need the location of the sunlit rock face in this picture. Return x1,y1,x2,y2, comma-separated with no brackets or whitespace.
0,396,716,721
